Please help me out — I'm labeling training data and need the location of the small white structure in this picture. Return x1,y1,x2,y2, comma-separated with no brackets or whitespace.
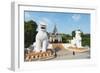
71,30,82,48
33,21,48,52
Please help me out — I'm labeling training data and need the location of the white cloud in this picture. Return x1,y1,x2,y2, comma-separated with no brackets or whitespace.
72,14,81,21
25,13,30,18
25,12,35,21
41,17,51,25
39,17,53,26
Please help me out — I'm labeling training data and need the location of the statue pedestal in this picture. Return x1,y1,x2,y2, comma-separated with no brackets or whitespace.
25,49,56,61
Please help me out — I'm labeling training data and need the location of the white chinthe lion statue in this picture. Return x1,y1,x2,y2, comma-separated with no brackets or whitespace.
33,21,48,52
71,30,82,48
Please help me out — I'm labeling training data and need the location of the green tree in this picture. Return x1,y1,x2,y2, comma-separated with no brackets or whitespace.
72,30,75,37
61,34,72,43
24,20,37,48
82,34,90,47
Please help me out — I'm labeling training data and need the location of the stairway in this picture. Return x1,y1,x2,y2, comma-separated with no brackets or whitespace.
52,43,66,49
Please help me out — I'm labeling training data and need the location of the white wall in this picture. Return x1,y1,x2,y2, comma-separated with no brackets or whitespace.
0,0,100,73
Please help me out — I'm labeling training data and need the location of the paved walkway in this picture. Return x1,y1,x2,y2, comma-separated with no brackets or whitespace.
52,48,90,60
27,44,90,61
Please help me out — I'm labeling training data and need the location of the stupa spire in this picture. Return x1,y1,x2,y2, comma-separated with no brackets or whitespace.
53,24,57,34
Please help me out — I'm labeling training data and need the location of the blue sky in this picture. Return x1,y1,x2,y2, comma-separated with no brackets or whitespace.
24,11,90,34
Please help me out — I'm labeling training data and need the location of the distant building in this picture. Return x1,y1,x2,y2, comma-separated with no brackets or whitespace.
48,25,62,43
